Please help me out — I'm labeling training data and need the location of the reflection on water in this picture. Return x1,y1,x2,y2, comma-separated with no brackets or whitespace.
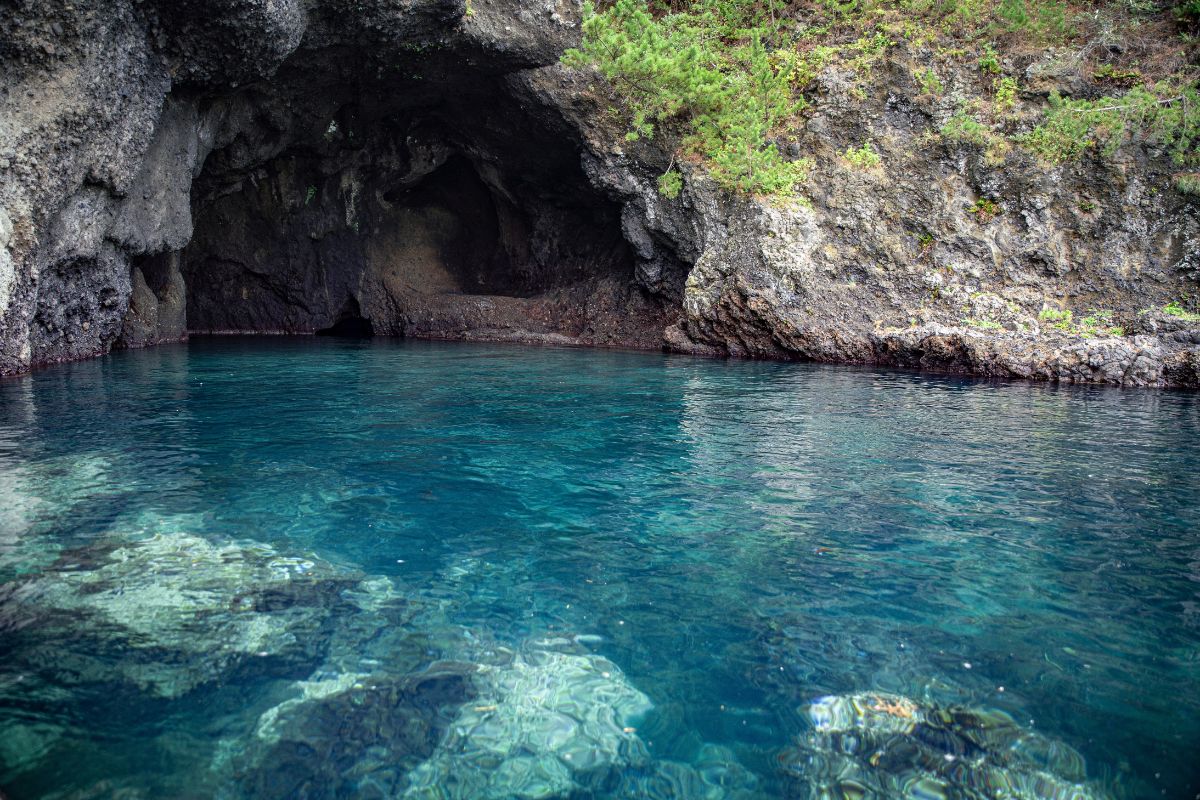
0,338,1197,799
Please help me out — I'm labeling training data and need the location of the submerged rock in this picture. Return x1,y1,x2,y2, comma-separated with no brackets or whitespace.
606,743,762,800
210,633,764,800
783,692,1108,800
403,647,654,799
0,453,124,580
227,664,479,800
9,519,378,697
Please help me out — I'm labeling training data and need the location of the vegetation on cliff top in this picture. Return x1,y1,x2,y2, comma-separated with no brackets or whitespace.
563,0,812,194
564,0,1200,196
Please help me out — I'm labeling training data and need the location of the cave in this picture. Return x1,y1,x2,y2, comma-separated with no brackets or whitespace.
170,31,680,350
0,0,704,377
315,302,374,337
5,0,1200,386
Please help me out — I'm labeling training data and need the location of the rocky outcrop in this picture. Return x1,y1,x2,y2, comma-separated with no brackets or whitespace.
0,0,675,372
535,53,1200,387
11,524,367,697
1,0,1198,385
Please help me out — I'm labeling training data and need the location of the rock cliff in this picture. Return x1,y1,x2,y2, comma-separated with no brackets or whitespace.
2,0,1198,385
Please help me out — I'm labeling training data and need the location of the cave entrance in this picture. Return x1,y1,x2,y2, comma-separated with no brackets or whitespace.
177,47,679,349
315,297,374,337
315,316,374,337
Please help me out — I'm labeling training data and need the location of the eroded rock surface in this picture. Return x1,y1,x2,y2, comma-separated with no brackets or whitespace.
2,0,1198,384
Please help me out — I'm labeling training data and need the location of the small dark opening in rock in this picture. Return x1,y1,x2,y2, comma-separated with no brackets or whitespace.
316,316,374,337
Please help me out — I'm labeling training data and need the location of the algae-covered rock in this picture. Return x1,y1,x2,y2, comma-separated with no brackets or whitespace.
783,692,1108,800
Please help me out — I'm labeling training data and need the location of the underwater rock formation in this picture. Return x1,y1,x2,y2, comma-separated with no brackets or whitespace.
402,648,654,799
229,640,762,800
783,692,1108,800
230,665,481,799
0,453,119,580
2,0,1199,384
4,521,374,697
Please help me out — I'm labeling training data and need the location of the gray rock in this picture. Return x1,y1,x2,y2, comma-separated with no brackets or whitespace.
403,648,653,799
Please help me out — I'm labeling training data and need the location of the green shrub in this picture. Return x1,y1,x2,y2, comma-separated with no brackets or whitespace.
565,0,1197,193
942,110,991,145
968,197,1002,220
564,0,808,196
844,140,882,169
563,0,724,144
993,76,1019,112
1039,307,1123,336
1172,172,1200,195
995,0,1072,41
1093,63,1142,86
1020,84,1200,165
978,44,1002,75
943,108,1009,163
1077,309,1124,337
1017,91,1094,161
657,168,683,198
1039,307,1073,326
1164,300,1200,321
915,67,944,96
1175,0,1200,28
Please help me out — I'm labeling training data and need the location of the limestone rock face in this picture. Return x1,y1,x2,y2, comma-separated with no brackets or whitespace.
1,0,1198,384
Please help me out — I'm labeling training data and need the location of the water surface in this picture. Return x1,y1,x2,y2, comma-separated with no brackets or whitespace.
1,338,1198,799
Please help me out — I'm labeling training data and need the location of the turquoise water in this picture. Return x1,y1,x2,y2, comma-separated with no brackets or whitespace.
1,337,1198,800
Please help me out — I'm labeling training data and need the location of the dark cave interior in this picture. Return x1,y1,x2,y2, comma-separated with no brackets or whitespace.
173,46,669,346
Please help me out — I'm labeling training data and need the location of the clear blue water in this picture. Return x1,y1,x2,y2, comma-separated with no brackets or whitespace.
1,337,1198,800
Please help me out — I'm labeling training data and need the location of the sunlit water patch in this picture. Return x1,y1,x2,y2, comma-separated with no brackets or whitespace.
1,337,1198,799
